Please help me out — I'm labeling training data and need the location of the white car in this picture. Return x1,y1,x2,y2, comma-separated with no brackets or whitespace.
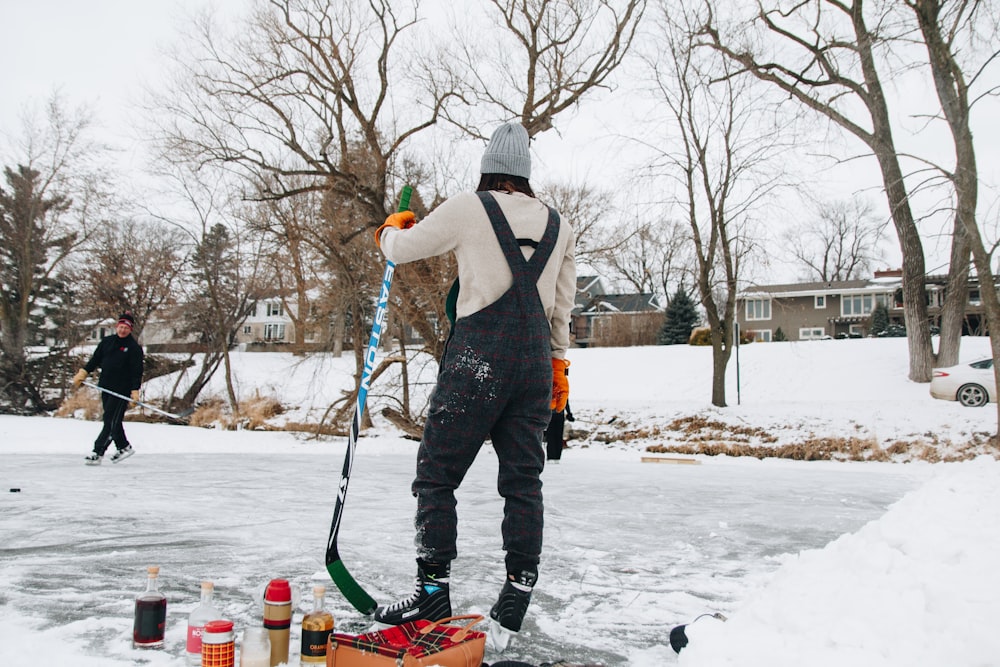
930,357,997,407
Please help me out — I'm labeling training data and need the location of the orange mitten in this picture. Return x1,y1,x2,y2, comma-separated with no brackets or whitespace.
551,358,570,412
374,211,416,248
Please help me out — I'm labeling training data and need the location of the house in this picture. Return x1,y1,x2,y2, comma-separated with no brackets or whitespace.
736,269,991,342
572,275,663,347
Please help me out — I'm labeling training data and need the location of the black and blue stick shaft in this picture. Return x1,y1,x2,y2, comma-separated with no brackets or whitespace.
325,185,412,614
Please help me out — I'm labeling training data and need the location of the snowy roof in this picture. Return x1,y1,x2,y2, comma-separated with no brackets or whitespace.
581,292,662,314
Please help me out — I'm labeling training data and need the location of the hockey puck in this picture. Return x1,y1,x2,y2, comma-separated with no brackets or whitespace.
9,488,21,493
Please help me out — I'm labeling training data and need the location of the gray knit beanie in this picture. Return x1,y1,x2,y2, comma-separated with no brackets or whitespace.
480,122,531,179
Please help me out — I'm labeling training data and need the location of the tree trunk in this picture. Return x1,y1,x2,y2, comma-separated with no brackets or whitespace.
936,220,970,367
911,0,997,439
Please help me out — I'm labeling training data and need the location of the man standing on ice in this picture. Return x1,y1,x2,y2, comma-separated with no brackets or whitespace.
372,122,575,649
72,311,144,465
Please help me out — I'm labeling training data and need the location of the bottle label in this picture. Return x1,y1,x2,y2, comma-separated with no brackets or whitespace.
186,624,204,653
263,601,292,629
300,628,332,659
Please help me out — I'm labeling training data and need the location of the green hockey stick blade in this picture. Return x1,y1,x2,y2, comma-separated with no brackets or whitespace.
327,558,377,615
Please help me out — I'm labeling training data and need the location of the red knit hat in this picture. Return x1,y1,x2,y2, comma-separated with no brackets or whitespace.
117,311,135,329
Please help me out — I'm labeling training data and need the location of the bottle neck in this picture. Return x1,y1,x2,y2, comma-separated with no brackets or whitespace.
200,587,214,605
146,576,160,593
312,593,325,614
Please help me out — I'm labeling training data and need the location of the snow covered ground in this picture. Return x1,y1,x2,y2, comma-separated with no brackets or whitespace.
1,337,998,666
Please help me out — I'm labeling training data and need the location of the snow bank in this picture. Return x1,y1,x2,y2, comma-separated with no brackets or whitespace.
679,457,1000,667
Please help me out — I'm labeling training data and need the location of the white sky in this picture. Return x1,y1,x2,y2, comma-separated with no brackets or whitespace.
2,1,997,282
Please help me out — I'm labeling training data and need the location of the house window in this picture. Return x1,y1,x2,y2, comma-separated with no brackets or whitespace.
849,324,864,336
745,298,771,321
752,329,772,342
815,295,826,309
267,302,283,317
800,327,826,340
264,324,285,341
243,325,252,335
841,293,887,317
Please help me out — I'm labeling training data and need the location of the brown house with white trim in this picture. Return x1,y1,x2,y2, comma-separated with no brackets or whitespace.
737,270,992,341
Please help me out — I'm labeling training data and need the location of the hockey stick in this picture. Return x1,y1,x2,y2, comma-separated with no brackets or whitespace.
326,185,412,615
82,380,194,421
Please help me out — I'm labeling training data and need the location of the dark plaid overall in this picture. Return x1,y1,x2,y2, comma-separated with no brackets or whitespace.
413,192,560,572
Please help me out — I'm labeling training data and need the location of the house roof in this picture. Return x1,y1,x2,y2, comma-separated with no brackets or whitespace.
577,275,607,294
581,293,662,314
739,277,900,298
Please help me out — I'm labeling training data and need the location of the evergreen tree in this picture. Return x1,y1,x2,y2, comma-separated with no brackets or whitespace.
773,326,787,342
659,287,699,345
870,303,889,336
0,165,75,412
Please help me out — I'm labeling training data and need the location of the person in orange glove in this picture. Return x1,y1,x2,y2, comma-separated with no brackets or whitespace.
74,311,144,465
373,122,576,651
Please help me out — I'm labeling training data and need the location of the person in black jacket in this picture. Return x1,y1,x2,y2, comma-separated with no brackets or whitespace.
72,311,144,465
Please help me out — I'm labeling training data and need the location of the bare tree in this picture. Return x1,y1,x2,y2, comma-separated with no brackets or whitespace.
81,218,187,337
701,0,948,382
150,0,649,428
906,0,1000,439
536,181,619,270
452,0,648,134
648,5,783,407
244,183,326,347
785,197,888,281
156,166,263,418
597,217,694,301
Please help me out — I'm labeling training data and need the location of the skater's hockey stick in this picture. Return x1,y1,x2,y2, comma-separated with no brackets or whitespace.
326,185,412,615
82,381,194,421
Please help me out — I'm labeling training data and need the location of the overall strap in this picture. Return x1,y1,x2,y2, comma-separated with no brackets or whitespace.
476,191,560,285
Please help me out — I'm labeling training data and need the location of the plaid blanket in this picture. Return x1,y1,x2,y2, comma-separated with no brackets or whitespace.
333,618,485,659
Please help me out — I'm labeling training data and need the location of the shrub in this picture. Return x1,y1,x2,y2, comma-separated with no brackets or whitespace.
689,327,712,346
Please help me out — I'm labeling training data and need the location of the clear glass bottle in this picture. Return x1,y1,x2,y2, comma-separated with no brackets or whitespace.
299,585,334,665
186,581,222,664
133,566,167,649
239,626,271,667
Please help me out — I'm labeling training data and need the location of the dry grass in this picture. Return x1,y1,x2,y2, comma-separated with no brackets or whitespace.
638,414,998,462
53,390,103,420
187,394,285,430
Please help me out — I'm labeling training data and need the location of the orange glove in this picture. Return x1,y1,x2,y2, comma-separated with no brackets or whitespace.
72,368,88,389
374,211,416,248
130,390,141,402
551,358,570,412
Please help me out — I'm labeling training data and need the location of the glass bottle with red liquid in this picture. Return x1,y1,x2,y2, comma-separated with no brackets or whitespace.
133,565,167,649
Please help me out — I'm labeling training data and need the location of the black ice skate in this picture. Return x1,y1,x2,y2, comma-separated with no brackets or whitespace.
110,445,134,464
488,569,537,652
373,561,451,627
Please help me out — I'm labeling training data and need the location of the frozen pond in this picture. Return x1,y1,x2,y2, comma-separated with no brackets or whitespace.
0,420,927,666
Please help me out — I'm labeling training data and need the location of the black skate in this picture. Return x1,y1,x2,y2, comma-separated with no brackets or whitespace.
488,569,537,652
110,445,134,463
373,561,451,627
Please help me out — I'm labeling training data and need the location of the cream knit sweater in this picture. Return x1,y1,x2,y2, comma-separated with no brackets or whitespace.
379,190,576,357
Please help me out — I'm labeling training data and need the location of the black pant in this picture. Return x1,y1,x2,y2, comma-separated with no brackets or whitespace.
94,393,130,455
